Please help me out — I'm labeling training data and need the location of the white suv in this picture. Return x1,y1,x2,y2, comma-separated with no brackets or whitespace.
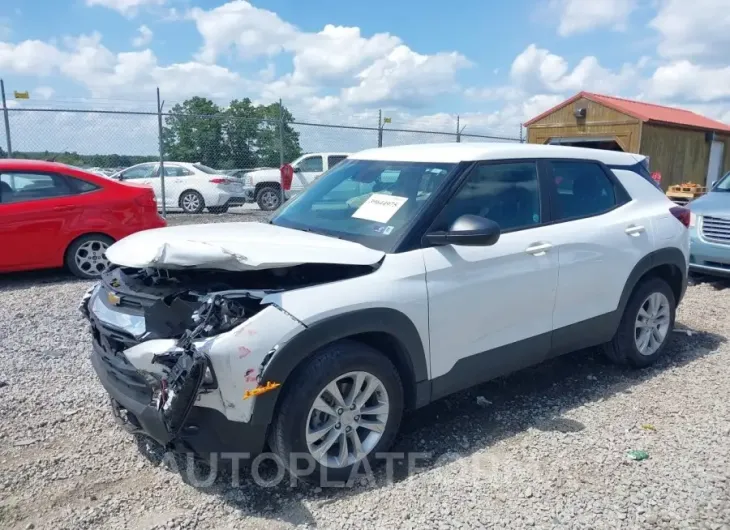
111,162,246,214
83,143,689,484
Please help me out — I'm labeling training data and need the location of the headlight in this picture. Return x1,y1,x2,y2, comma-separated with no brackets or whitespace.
689,212,697,227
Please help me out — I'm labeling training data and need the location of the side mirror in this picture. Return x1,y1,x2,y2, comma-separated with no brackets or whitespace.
423,214,501,247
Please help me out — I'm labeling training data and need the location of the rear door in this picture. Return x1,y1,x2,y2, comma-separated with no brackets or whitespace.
161,164,193,208
545,159,654,348
0,171,79,269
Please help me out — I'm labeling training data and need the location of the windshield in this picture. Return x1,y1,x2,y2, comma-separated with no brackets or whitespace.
271,159,456,252
714,171,730,191
193,163,220,174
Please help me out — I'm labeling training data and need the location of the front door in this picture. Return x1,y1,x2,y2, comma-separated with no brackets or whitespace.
293,155,324,192
423,161,559,398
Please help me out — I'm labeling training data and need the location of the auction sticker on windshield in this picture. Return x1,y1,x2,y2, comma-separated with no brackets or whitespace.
352,193,408,223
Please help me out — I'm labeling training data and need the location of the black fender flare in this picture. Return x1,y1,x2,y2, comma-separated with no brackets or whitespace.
617,247,687,319
249,307,428,425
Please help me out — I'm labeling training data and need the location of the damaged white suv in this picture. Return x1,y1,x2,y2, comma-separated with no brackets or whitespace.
83,143,689,483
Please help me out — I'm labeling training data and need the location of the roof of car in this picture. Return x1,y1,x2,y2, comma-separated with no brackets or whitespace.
350,143,645,165
0,159,75,172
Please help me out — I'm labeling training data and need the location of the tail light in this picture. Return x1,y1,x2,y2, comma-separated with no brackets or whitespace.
280,164,294,191
209,178,233,184
669,206,690,228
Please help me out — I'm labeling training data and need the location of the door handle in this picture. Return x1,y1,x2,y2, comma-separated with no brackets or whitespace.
525,242,553,256
625,224,645,236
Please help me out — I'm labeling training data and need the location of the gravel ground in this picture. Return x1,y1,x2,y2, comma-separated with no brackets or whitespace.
1,213,729,529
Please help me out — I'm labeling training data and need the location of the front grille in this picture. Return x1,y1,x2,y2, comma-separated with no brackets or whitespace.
701,216,730,245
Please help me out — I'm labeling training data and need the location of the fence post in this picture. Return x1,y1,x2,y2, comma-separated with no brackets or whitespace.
1,79,12,157
377,109,383,148
156,87,166,218
278,99,285,207
519,123,524,143
456,115,461,143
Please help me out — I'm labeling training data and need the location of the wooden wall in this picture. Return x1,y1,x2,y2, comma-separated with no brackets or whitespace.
640,125,730,188
527,97,642,152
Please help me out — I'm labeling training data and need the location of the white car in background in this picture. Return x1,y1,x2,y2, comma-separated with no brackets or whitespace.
110,162,246,214
243,152,350,211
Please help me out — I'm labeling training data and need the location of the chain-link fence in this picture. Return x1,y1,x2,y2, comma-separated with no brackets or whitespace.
0,93,523,213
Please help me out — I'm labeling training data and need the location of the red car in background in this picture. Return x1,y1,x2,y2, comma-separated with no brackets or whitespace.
0,159,166,278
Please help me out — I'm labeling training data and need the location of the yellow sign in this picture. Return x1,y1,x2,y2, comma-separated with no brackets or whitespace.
14,91,29,100
243,381,281,400
383,117,392,124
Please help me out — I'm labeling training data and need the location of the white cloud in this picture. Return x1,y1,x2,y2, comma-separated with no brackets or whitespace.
132,25,153,47
0,40,64,76
188,1,470,107
509,44,639,94
650,0,730,61
552,0,637,36
34,86,55,100
189,0,296,61
85,0,165,17
644,61,730,102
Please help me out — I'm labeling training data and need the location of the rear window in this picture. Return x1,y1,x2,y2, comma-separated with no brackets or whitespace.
192,163,220,174
608,161,660,189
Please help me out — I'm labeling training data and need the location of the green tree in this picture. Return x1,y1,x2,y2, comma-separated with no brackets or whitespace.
162,97,226,167
255,102,302,167
222,98,259,169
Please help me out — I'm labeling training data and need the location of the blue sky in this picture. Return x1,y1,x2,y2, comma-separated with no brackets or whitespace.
1,0,729,154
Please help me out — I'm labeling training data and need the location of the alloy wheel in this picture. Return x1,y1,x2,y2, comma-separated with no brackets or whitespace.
182,193,201,213
74,240,111,277
305,371,390,468
634,292,671,356
260,190,280,210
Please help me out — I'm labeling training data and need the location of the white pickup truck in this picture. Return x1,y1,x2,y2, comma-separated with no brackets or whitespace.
242,152,350,211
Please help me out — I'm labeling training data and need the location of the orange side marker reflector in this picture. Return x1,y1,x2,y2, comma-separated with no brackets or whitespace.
243,381,281,400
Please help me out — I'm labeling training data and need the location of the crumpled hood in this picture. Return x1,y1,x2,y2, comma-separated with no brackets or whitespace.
688,192,730,216
105,222,385,271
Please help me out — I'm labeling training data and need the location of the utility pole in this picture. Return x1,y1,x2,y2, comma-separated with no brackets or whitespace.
1,79,12,157
279,99,285,206
377,109,383,148
157,87,166,217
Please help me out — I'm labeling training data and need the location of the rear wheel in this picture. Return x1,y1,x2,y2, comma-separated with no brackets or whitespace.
256,186,282,211
65,234,114,279
269,340,404,485
180,190,205,214
602,277,676,367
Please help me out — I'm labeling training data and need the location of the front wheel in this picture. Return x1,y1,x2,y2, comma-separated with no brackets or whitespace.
269,340,404,485
256,186,282,211
602,277,676,367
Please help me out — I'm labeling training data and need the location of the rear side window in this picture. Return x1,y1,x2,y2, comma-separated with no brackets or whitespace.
550,161,617,220
68,177,100,193
328,155,347,168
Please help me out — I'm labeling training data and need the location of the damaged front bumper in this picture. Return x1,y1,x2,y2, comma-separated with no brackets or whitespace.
82,274,306,458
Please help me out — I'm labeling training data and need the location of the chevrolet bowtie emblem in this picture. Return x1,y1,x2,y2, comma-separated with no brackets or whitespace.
107,292,122,306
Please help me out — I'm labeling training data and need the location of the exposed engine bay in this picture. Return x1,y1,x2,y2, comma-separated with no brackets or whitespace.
81,261,379,443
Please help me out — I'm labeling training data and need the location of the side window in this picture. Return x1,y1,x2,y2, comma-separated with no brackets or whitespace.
299,156,324,173
551,161,617,220
0,172,74,204
163,165,185,177
122,164,157,180
68,177,100,193
435,162,541,232
328,155,347,169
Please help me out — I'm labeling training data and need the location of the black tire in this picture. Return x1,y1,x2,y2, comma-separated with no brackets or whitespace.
65,234,115,279
256,185,282,211
602,277,676,367
208,206,229,214
179,190,205,214
269,340,404,486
